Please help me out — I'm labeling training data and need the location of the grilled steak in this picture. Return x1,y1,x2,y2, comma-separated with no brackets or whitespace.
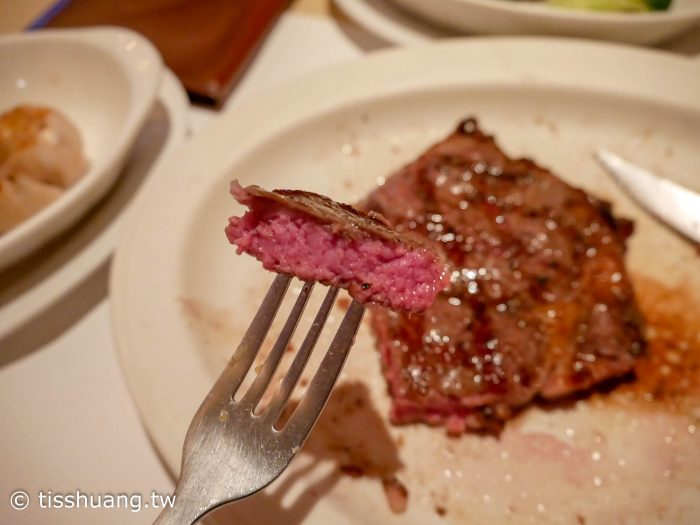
363,119,645,433
226,181,447,312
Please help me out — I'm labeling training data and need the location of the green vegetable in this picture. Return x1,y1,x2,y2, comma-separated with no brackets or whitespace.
546,0,672,12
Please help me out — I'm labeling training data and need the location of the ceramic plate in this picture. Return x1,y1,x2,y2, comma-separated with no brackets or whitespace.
0,69,189,341
335,0,700,51
389,0,700,44
0,27,162,270
112,39,700,524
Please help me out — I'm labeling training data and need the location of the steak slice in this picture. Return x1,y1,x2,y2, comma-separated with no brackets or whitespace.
363,119,645,433
226,181,447,312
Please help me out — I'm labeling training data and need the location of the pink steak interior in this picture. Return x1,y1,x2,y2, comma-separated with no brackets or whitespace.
226,185,445,312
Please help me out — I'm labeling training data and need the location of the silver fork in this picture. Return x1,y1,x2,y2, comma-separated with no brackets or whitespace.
153,274,365,525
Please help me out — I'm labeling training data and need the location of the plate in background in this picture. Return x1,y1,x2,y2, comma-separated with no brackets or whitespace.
390,0,700,44
335,0,455,45
336,0,700,47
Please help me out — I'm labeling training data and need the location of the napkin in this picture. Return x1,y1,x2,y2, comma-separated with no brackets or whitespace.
33,0,289,106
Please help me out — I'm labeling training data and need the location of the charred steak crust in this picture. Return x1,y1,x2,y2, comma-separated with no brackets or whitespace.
363,118,645,434
241,184,426,246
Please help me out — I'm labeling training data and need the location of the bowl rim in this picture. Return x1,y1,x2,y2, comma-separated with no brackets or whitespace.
394,0,700,24
0,26,163,270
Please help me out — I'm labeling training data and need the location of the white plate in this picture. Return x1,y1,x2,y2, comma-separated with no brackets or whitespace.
0,69,189,341
390,0,700,44
336,0,700,46
112,39,700,524
0,27,162,271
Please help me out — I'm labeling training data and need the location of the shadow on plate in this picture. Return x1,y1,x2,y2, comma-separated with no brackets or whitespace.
0,261,109,367
206,381,402,524
661,25,700,54
331,1,394,51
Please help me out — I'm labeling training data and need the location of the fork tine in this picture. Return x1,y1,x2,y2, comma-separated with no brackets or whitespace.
225,273,291,398
265,286,339,425
283,299,364,440
240,281,314,410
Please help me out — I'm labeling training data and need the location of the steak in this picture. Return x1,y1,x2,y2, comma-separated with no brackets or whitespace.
363,119,645,433
226,181,447,312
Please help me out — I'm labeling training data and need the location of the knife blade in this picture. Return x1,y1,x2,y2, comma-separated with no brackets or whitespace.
595,149,700,243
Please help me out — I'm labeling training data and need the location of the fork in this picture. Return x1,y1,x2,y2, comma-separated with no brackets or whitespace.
153,274,365,524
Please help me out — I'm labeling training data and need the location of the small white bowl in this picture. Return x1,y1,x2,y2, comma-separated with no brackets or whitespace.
0,27,163,271
391,0,700,44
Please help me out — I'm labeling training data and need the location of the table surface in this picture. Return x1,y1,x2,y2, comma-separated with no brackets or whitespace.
1,1,698,524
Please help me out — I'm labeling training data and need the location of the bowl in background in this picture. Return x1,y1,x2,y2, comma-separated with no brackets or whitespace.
0,26,163,270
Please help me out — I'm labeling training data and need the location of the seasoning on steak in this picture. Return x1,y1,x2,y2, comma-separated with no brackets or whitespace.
363,118,645,434
226,181,447,312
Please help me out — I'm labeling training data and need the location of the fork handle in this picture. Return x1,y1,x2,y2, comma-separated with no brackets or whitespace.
153,505,195,525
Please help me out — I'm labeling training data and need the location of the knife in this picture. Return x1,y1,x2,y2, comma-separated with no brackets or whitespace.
595,149,700,243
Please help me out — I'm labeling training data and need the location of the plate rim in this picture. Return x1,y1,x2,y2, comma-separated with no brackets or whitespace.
346,0,700,47
335,0,700,47
393,0,700,23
